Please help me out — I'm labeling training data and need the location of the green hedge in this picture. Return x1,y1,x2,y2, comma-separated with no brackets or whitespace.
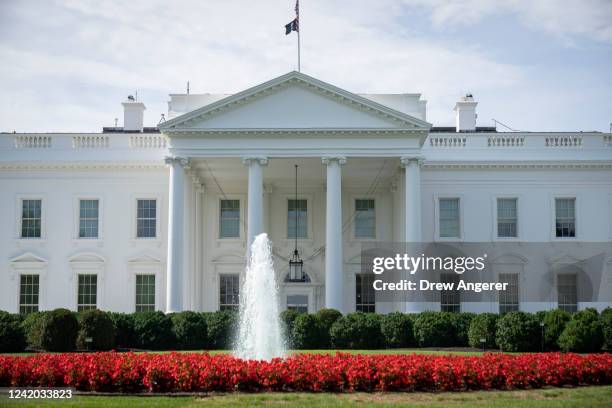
171,311,208,349
601,308,612,351
3,307,610,352
558,308,603,352
496,311,540,352
381,312,414,348
468,313,498,349
0,312,26,352
76,309,115,351
40,309,79,352
330,313,384,349
133,311,175,350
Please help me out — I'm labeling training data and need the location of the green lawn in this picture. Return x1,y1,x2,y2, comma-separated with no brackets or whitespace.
1,386,611,407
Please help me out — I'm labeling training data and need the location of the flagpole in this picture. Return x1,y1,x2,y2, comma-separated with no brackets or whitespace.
297,26,301,72
297,1,301,72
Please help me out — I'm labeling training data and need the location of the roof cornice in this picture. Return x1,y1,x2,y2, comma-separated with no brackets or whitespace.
0,161,165,171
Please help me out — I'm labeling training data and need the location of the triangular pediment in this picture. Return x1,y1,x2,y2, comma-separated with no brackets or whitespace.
68,252,106,264
10,252,48,265
128,254,162,264
160,71,431,132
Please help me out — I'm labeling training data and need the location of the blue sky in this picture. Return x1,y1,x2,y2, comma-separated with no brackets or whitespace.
0,0,611,133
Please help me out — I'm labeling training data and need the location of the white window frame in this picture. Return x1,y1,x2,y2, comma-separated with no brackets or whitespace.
550,195,579,241
492,195,521,240
218,273,240,311
73,195,104,242
9,252,48,314
556,273,578,313
353,197,377,240
434,195,464,241
498,273,520,313
283,193,314,241
132,194,162,242
15,194,47,242
128,254,163,312
216,195,245,241
69,252,105,311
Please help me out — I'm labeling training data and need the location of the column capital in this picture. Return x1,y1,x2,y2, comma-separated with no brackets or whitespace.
164,156,189,167
241,156,268,166
321,156,347,166
400,156,424,167
195,183,205,193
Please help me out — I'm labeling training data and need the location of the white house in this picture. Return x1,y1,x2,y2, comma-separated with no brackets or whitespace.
1,71,611,315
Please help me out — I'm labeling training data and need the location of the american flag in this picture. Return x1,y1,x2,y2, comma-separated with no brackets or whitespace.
285,0,299,35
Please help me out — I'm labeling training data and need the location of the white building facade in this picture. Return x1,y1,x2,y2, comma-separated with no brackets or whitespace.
1,71,611,315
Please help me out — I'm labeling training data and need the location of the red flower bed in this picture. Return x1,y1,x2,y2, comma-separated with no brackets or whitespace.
0,352,610,393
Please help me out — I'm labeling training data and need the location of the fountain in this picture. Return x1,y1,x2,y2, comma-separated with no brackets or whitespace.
234,233,286,361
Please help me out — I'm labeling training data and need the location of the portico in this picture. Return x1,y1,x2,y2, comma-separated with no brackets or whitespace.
158,71,430,314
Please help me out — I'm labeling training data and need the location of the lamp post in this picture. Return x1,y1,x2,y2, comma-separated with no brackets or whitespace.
540,321,545,352
288,164,304,282
479,338,486,353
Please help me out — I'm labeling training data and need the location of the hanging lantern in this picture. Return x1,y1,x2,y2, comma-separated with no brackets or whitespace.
288,164,305,282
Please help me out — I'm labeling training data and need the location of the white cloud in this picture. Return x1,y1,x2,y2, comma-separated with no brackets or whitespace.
0,0,609,132
404,0,612,44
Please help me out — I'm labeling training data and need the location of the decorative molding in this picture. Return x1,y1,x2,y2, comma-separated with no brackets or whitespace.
321,156,347,166
164,128,426,136
241,156,269,166
423,162,612,170
164,156,189,167
0,161,166,171
400,156,425,167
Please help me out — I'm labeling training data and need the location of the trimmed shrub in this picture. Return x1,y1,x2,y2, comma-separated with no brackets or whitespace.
330,313,383,349
204,310,237,349
496,311,539,352
171,311,208,349
601,308,612,351
450,313,475,347
292,313,322,349
21,311,47,350
413,312,455,347
133,311,175,350
76,310,115,351
468,313,499,349
0,312,26,352
314,309,342,348
280,309,301,348
538,309,571,351
108,312,138,349
381,312,414,348
558,308,604,352
40,309,78,352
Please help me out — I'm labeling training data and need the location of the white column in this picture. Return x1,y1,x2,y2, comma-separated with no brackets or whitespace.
242,157,268,250
401,157,423,242
165,156,189,313
322,156,346,312
194,183,205,311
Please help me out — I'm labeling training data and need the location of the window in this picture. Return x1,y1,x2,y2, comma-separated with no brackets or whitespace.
499,273,519,313
440,273,460,312
555,198,576,238
77,274,97,311
220,200,240,238
135,274,155,312
287,199,307,238
287,294,308,313
19,275,39,314
355,199,375,238
21,199,41,238
558,274,577,313
356,274,375,313
219,274,239,311
136,199,157,238
497,198,517,238
439,198,460,238
79,199,99,238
